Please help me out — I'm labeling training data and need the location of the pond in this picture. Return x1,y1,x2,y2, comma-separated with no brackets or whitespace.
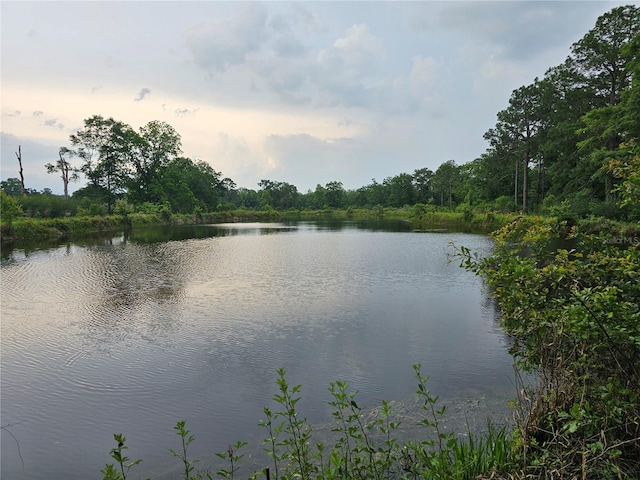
0,221,516,479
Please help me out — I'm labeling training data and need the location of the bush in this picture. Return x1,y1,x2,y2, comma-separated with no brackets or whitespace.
493,195,515,213
18,194,75,218
456,219,640,478
0,191,23,226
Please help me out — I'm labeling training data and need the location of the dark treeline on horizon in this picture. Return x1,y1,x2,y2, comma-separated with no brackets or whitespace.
2,5,640,221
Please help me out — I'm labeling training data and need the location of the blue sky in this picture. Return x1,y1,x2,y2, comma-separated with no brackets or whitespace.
1,1,635,194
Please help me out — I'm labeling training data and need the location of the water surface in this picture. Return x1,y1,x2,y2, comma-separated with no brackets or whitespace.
1,221,515,479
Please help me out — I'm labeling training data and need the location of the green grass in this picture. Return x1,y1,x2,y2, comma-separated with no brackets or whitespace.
2,207,517,242
2,215,129,241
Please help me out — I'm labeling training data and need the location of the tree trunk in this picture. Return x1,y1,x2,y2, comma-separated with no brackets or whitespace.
60,151,70,200
522,150,529,213
514,158,518,211
15,146,26,196
537,158,544,207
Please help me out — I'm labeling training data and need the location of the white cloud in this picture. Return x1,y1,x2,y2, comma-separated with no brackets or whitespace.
314,24,386,107
1,0,630,195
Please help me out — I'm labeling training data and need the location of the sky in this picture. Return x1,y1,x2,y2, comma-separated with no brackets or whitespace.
1,1,636,195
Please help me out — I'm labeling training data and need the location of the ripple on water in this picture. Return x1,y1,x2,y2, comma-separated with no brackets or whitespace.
0,229,514,480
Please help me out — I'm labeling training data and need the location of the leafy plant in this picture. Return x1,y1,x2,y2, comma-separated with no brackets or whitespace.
101,433,143,480
169,420,200,480
215,441,248,480
454,218,640,478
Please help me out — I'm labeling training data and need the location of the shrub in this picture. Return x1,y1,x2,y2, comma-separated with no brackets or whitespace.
0,191,24,226
455,218,640,478
493,195,514,213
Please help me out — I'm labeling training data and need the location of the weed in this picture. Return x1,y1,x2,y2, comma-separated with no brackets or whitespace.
100,366,514,480
169,420,200,480
101,433,143,480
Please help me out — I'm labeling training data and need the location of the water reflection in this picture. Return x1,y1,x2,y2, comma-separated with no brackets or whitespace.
1,219,413,261
1,222,515,480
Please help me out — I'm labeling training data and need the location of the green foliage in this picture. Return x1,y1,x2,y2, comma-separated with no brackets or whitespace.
0,191,24,226
100,367,514,480
609,140,640,215
169,420,201,480
455,218,640,478
215,441,248,480
15,193,77,219
266,368,315,479
114,199,134,218
0,178,24,197
493,195,515,214
8,215,128,239
101,434,143,480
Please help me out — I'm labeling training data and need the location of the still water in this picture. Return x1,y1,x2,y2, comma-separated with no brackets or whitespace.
1,221,515,479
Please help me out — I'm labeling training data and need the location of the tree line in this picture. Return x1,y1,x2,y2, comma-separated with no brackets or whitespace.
2,5,639,221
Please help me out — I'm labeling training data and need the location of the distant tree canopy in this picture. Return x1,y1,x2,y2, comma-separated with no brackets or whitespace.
1,5,639,221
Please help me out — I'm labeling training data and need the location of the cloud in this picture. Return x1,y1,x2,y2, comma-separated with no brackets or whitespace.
387,55,444,115
263,133,365,189
180,4,438,115
437,2,606,62
134,88,151,101
313,24,386,107
174,108,199,117
33,111,44,117
42,118,64,129
183,3,269,72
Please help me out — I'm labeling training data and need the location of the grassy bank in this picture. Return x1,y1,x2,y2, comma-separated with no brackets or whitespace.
1,215,131,241
1,207,517,243
0,210,282,242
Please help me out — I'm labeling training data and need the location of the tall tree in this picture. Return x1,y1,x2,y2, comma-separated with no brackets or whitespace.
536,61,594,199
129,121,182,204
571,5,639,108
573,5,640,201
324,181,345,208
412,168,434,204
69,115,135,213
432,160,460,208
490,81,546,212
70,115,115,182
45,147,79,200
384,173,415,207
